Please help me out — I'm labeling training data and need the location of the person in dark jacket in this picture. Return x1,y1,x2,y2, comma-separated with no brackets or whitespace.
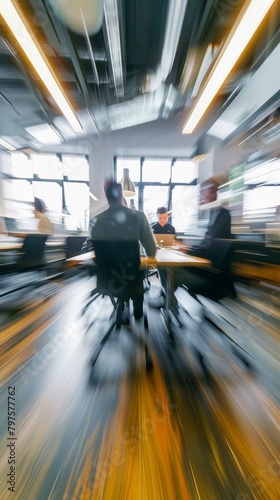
151,207,175,235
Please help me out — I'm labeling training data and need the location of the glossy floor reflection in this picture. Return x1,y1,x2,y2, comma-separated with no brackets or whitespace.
0,275,279,499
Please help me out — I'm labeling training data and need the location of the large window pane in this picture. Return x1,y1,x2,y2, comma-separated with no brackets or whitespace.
142,159,171,183
10,152,33,178
62,155,89,181
116,158,140,183
2,179,37,230
143,186,169,224
172,160,197,183
33,154,62,179
64,182,89,230
172,185,199,233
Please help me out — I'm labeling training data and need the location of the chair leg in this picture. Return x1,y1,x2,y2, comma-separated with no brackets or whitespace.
144,312,153,371
134,313,153,371
90,321,116,367
82,289,101,316
116,300,124,330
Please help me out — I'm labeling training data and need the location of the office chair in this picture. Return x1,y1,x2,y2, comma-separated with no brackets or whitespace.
181,238,237,300
65,236,89,259
83,239,153,371
179,238,252,369
0,234,49,300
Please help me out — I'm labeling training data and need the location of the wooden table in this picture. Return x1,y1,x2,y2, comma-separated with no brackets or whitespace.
0,242,22,251
65,248,210,268
66,248,211,333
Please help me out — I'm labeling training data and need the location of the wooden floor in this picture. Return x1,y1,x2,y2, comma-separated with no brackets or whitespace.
0,273,279,499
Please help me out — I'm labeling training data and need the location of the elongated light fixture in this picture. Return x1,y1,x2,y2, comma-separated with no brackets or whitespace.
182,0,276,134
104,0,124,97
121,168,135,197
0,137,16,151
1,0,83,133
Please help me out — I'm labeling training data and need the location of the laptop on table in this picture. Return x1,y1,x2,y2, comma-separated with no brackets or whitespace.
154,234,175,248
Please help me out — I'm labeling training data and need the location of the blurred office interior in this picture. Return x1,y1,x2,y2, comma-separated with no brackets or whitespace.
0,1,280,498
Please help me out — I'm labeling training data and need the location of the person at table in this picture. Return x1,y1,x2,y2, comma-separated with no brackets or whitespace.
90,180,157,320
151,207,175,234
148,207,177,312
34,197,54,235
187,179,232,258
148,179,232,314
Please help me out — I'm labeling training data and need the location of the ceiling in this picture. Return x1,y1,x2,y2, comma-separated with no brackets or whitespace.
0,0,279,154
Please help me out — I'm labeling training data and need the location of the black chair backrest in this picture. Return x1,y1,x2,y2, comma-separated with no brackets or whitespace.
205,238,235,272
18,234,48,269
92,239,142,299
65,236,88,259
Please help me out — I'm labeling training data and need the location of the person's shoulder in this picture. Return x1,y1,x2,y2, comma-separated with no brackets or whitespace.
131,208,147,221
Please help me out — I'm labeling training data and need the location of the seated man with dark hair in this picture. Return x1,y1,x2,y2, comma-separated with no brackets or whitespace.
149,206,177,313
90,180,156,322
151,207,175,234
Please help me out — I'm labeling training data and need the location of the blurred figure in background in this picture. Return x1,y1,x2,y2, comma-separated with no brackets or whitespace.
34,198,54,235
275,205,280,221
0,217,7,234
188,179,232,257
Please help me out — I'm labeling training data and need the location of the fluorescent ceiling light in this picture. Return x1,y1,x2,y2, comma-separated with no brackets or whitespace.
182,0,276,134
0,137,16,150
156,0,188,83
25,124,63,144
1,0,83,133
104,0,124,97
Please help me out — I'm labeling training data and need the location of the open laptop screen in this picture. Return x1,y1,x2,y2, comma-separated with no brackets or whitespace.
154,234,175,247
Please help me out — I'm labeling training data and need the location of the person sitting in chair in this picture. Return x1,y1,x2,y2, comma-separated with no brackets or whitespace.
34,198,54,235
151,206,175,234
149,206,176,312
90,180,156,322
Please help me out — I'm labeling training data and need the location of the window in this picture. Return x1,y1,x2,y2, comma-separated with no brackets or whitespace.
143,186,169,224
172,160,197,183
64,182,89,230
10,153,33,178
33,154,62,179
172,185,199,233
62,155,89,181
142,159,171,183
2,152,89,231
114,156,198,232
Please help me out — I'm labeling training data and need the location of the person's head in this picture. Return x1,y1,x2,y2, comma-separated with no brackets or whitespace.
34,197,45,213
199,180,218,205
156,206,169,227
104,179,123,206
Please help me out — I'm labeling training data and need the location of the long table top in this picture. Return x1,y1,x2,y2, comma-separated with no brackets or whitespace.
0,240,65,252
65,248,211,268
